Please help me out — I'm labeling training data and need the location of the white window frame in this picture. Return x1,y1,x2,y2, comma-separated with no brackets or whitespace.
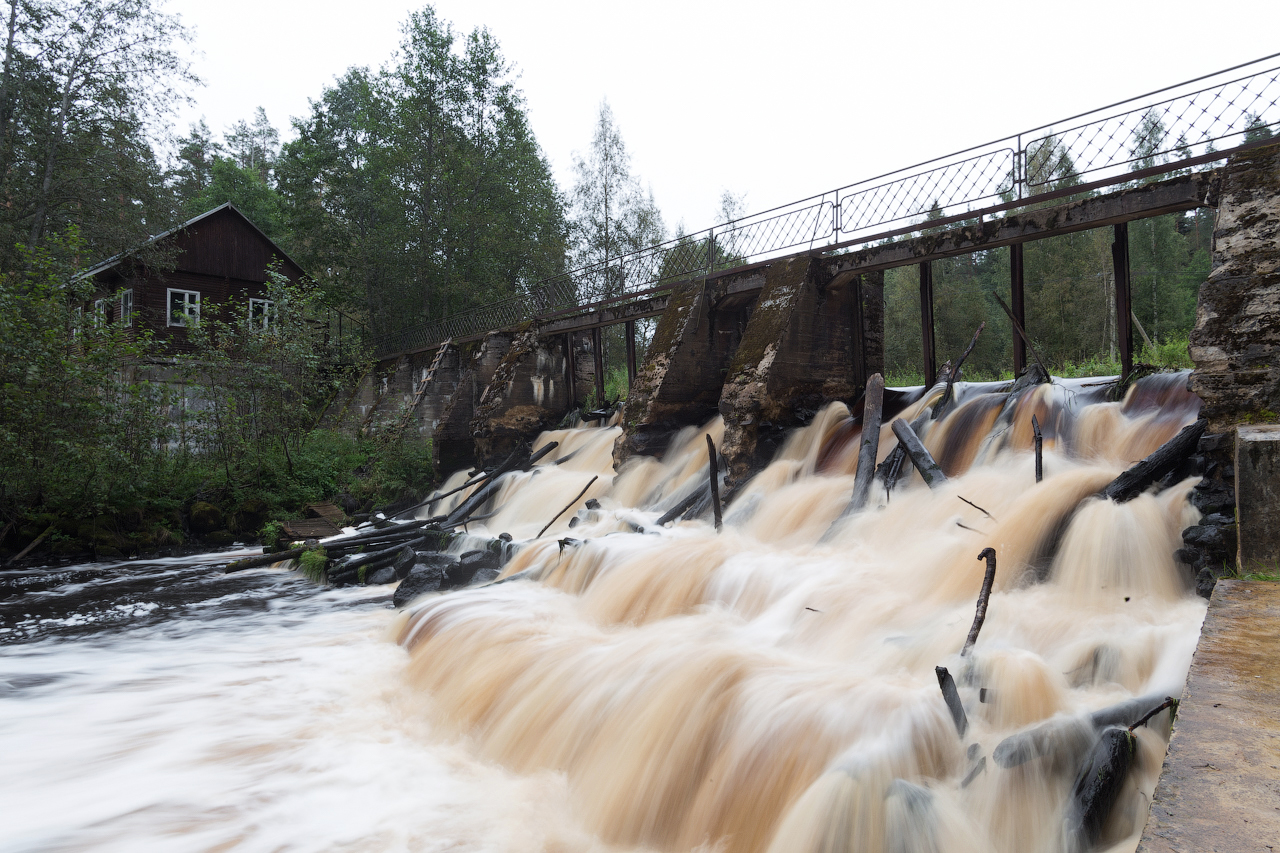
119,289,133,328
167,288,201,327
248,297,276,331
92,298,109,326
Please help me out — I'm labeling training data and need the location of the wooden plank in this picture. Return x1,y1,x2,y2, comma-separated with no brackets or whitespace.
305,502,346,525
281,518,341,540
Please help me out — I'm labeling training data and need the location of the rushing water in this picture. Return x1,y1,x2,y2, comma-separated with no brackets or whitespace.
2,373,1207,853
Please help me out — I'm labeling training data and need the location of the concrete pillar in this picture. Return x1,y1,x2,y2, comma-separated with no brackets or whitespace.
1236,425,1280,573
470,328,572,466
434,331,512,473
717,256,864,487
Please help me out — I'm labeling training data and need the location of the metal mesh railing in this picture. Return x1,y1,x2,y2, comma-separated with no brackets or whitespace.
373,54,1280,357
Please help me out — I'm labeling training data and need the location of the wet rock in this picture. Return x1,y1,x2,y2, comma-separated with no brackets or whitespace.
231,499,269,535
393,556,456,607
366,566,397,586
447,549,501,587
189,502,224,536
392,545,417,579
202,530,237,547
471,567,501,585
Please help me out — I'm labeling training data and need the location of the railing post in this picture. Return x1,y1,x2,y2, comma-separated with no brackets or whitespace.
1111,222,1134,380
592,326,605,405
1010,243,1026,374
919,261,936,388
625,319,637,388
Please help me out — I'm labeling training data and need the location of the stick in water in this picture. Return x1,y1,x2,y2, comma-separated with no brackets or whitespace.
936,323,985,418
957,496,996,521
962,548,998,656
537,476,599,538
1032,415,1043,483
1128,696,1178,732
935,666,969,737
890,418,947,488
848,373,885,513
992,293,1051,380
705,434,723,532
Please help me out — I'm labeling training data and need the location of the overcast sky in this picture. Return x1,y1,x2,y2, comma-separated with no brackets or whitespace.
166,0,1279,234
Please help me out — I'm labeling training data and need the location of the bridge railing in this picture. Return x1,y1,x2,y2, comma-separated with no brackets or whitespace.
372,54,1280,358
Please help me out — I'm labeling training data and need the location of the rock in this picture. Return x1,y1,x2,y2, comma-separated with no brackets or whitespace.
366,566,397,585
189,501,224,536
471,567,501,585
231,499,269,535
202,530,237,547
446,549,501,587
393,557,455,607
1182,525,1225,550
392,545,417,579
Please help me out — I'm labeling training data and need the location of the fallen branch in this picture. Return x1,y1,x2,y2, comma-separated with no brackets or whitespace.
891,418,947,488
1128,696,1178,732
935,666,969,737
936,323,985,418
992,294,1051,380
705,435,723,531
225,546,308,573
960,755,987,789
6,523,54,566
538,476,599,538
957,496,996,521
848,373,885,513
875,408,931,498
1064,727,1136,850
1102,418,1206,503
961,548,998,656
1032,415,1043,483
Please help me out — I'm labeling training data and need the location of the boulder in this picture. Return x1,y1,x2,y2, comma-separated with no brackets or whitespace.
447,549,501,588
393,545,418,579
232,499,270,535
393,556,456,607
366,566,398,585
202,530,237,547
189,501,224,536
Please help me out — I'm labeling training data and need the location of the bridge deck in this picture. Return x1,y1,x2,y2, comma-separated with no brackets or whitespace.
1139,579,1280,852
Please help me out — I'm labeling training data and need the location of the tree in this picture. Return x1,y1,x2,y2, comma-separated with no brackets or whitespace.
277,8,566,336
0,0,196,271
224,106,279,182
567,99,665,300
171,119,222,208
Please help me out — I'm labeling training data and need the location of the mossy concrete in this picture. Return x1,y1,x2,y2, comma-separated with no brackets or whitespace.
470,328,572,466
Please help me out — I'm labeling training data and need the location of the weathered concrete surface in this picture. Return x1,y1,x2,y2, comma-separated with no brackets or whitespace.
434,332,512,473
717,257,867,487
1191,142,1280,432
1137,580,1280,852
470,327,572,466
1236,425,1280,573
614,280,729,463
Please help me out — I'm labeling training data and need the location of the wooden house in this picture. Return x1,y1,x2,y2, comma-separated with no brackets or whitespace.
82,203,306,354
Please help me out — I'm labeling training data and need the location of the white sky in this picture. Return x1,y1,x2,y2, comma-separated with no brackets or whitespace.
166,0,1279,234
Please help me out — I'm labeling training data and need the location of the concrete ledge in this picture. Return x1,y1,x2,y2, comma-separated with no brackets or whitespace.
1138,580,1280,852
1237,426,1280,573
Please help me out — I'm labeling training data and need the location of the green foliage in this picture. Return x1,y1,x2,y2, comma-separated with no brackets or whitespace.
298,548,328,583
276,7,567,333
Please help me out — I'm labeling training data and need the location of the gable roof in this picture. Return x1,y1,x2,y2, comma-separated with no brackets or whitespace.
80,203,306,281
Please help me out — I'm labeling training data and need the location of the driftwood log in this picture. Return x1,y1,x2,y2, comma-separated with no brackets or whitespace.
891,418,948,488
993,293,1052,380
656,485,710,526
1102,418,1206,502
225,546,309,573
705,435,723,531
876,408,931,497
961,548,998,656
935,665,969,737
993,692,1177,768
936,324,985,418
537,476,599,538
1032,415,1044,483
848,373,885,513
1063,726,1136,850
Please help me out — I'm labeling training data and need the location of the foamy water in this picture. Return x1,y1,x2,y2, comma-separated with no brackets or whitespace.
2,373,1208,853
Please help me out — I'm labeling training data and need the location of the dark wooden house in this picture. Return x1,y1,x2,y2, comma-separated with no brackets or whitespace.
83,204,306,354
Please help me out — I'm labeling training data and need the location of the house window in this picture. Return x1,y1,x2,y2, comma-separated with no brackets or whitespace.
249,298,275,331
71,305,83,337
92,298,110,326
167,288,200,326
119,289,133,328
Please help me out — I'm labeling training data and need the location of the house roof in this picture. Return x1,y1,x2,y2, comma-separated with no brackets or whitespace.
79,203,306,281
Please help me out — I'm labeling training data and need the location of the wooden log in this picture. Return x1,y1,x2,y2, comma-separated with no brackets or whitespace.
891,418,947,488
935,323,985,418
849,373,885,512
1063,726,1137,850
993,293,1052,380
1032,414,1044,483
935,665,969,737
1102,418,1206,503
225,546,308,573
656,485,709,526
6,523,55,565
876,408,932,497
992,692,1172,768
961,548,998,656
705,435,723,531
1128,696,1178,732
397,441,559,520
537,476,599,538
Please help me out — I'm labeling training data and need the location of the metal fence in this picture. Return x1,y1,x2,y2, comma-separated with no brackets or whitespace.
373,54,1280,358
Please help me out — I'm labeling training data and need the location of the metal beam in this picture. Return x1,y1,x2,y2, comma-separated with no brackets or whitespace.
1010,243,1026,375
564,332,577,410
592,326,605,404
920,261,936,388
625,320,637,386
1112,223,1134,380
